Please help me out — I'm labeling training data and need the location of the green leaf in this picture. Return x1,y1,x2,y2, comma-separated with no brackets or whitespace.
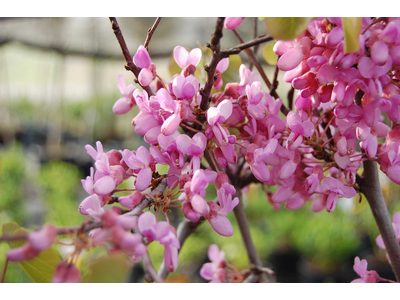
264,17,313,41
2,222,62,283
342,17,362,54
262,43,278,65
82,253,130,283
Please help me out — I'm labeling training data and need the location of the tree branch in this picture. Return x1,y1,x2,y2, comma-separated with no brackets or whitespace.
270,64,280,96
232,190,275,282
109,17,154,97
125,178,167,217
220,34,273,57
144,17,162,50
142,249,164,283
248,17,258,70
363,160,400,281
199,17,225,112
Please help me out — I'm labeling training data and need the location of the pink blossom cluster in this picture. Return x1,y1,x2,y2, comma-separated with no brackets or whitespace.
273,17,400,193
72,18,400,277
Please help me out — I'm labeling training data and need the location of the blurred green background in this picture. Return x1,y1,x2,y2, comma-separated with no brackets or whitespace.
0,17,399,283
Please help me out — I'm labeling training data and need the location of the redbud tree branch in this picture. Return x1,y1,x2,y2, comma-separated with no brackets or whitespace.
200,17,225,112
362,160,400,281
220,34,274,57
144,17,162,50
142,249,164,283
109,17,154,96
231,189,275,282
247,17,259,70
230,29,289,116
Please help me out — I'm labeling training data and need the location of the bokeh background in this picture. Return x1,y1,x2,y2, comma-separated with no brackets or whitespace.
0,17,399,283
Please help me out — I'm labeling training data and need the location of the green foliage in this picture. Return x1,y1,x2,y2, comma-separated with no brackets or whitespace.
342,17,362,54
82,252,131,283
2,222,62,283
264,17,314,41
262,43,278,66
0,143,27,224
38,160,85,227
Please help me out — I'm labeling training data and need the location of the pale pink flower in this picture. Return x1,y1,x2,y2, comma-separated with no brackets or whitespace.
113,74,137,114
351,257,379,283
173,46,202,69
200,244,226,283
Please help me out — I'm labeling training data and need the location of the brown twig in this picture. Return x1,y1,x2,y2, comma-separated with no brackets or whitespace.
248,17,258,70
125,178,167,217
232,189,275,282
230,29,289,116
220,34,274,58
144,17,162,50
270,64,280,96
109,17,154,97
363,160,400,281
200,17,225,112
287,86,295,111
142,249,164,283
1,259,8,283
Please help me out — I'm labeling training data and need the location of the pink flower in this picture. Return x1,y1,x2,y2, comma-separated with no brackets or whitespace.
111,226,146,258
133,45,156,86
176,132,207,171
52,262,81,283
173,46,202,69
205,187,239,237
138,212,180,272
122,146,153,191
171,74,199,100
323,177,357,212
118,191,143,210
200,244,227,283
7,224,57,262
351,257,379,283
213,58,230,90
112,74,137,114
380,125,400,184
224,17,245,30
